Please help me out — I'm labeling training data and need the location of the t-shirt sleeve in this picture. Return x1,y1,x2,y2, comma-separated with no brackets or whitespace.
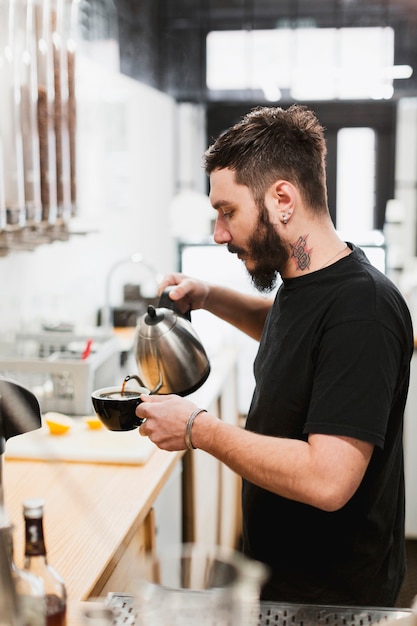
303,320,404,448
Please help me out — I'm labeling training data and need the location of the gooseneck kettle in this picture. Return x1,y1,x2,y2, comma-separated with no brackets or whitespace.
133,288,211,396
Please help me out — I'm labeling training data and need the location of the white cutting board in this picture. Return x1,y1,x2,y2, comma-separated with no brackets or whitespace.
5,417,156,465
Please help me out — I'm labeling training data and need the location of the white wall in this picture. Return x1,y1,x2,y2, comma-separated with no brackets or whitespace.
392,98,417,537
0,57,177,334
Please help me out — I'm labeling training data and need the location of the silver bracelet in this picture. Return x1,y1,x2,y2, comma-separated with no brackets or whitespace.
184,408,207,450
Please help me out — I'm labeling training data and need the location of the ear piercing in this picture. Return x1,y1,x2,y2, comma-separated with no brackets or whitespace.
282,211,292,224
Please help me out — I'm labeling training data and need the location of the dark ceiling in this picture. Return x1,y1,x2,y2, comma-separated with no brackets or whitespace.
158,0,417,26
114,0,417,101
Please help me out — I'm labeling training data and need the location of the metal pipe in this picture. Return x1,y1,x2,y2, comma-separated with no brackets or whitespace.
102,254,161,330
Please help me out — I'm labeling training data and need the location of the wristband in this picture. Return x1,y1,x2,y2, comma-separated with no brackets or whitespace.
184,408,207,450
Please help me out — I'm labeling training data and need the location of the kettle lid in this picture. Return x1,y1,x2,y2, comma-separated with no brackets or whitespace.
144,304,170,326
136,304,178,340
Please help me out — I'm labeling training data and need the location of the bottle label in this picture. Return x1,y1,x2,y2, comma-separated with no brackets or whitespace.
25,519,46,557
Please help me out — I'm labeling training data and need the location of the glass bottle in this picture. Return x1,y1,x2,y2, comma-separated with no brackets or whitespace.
23,499,66,626
3,524,45,626
0,495,22,626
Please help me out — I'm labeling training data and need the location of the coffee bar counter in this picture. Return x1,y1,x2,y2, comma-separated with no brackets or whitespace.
5,448,183,624
3,345,241,625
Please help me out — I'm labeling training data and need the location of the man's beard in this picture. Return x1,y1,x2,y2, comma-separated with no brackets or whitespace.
228,204,290,293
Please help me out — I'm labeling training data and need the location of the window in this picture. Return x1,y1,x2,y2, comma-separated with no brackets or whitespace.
336,127,376,235
207,26,399,100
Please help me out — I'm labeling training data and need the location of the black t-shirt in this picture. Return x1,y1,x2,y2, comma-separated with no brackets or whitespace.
242,244,414,606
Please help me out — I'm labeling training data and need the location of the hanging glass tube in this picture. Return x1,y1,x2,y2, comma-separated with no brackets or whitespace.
0,0,26,230
51,0,71,223
16,0,42,226
34,0,58,225
0,139,6,233
65,0,78,215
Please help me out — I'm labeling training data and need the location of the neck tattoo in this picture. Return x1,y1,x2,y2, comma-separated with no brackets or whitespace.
318,244,348,270
290,235,312,271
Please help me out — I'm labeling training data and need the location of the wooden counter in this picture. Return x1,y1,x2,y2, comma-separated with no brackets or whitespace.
3,346,241,625
4,447,182,602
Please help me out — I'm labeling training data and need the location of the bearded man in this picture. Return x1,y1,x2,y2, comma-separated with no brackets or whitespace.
137,105,413,607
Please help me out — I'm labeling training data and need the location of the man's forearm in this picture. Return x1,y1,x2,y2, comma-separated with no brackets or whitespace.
191,411,373,512
205,284,272,340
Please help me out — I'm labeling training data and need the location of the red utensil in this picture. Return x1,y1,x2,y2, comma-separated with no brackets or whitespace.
81,339,93,360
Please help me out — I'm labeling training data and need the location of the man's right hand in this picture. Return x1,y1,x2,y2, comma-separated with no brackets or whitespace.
158,272,211,314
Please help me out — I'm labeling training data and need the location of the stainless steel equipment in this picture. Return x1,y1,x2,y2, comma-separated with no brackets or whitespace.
258,603,412,626
133,288,210,396
104,594,413,626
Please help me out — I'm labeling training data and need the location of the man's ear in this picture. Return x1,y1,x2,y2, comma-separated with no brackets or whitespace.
265,180,296,225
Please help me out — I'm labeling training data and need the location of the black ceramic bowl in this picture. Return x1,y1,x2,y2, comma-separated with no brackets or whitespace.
91,386,150,431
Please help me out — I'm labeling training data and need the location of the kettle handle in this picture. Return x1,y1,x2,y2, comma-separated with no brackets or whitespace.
158,287,191,321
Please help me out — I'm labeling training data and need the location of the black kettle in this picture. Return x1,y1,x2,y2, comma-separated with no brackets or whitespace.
133,288,211,396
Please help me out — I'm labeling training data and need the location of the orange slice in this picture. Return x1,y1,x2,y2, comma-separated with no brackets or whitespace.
83,416,103,430
44,413,73,436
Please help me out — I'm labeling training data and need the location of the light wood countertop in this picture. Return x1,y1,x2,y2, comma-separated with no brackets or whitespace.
4,447,183,602
2,346,239,625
